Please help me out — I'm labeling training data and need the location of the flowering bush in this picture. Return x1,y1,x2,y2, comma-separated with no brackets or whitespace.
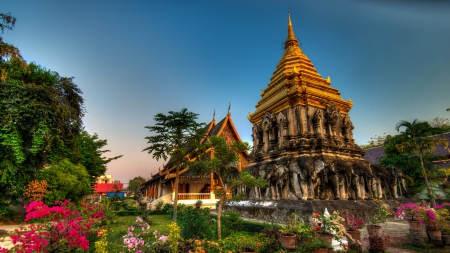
370,205,394,225
434,203,450,233
395,202,435,223
341,213,365,231
312,211,354,243
121,216,159,252
0,200,104,252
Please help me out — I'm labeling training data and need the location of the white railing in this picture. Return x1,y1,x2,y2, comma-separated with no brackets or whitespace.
177,193,211,200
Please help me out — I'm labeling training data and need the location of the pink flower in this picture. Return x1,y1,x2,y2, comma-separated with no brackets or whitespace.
159,235,168,242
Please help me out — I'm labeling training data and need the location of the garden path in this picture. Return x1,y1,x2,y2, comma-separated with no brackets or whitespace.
0,224,21,250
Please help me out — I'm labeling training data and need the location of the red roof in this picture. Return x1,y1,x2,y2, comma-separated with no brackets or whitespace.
94,183,123,193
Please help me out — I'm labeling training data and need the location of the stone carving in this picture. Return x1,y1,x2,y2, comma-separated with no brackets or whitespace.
245,104,400,201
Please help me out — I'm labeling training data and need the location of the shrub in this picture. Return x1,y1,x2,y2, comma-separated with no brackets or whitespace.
195,200,203,209
221,211,243,237
259,227,282,253
23,180,48,202
177,205,215,239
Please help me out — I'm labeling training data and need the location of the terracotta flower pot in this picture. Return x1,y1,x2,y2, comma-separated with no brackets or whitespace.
425,220,438,231
442,233,450,246
367,225,382,237
347,229,361,242
407,220,422,230
280,233,297,250
312,248,328,253
317,233,333,248
428,229,442,241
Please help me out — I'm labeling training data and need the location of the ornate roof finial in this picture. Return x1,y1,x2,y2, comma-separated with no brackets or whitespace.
227,102,231,115
212,109,216,124
285,9,299,49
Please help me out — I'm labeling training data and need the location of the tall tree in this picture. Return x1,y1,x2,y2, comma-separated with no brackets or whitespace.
190,136,266,240
72,129,122,179
395,119,448,206
143,108,205,221
128,176,146,197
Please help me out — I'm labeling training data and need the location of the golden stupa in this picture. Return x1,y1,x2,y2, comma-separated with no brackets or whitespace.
248,11,353,125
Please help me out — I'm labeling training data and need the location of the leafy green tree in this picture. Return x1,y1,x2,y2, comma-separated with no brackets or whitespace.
72,129,122,179
190,136,266,240
394,119,448,206
128,176,146,197
143,108,205,221
0,59,84,203
38,159,91,204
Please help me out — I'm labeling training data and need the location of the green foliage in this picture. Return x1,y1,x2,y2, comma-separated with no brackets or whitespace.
177,205,215,240
127,176,146,197
0,52,85,209
38,159,91,204
221,211,243,238
385,119,449,205
241,220,271,234
73,129,122,179
360,133,387,150
0,12,16,35
189,136,265,240
195,200,202,209
258,227,282,253
143,108,206,221
309,237,329,249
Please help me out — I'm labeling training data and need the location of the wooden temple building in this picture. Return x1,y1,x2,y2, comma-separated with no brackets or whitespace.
140,111,248,209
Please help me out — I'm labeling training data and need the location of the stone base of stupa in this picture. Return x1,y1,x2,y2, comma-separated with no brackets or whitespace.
223,198,415,223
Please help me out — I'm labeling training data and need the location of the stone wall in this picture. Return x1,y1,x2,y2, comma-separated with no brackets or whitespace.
223,199,415,224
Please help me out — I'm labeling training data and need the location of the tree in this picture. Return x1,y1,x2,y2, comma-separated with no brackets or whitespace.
72,129,122,179
429,117,450,130
143,108,205,221
128,176,146,197
38,159,91,205
394,119,448,206
190,136,266,240
360,133,387,150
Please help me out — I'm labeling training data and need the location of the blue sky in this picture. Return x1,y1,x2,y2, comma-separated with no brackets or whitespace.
3,0,450,184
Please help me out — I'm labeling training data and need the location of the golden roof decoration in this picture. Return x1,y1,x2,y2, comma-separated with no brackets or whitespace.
248,12,353,124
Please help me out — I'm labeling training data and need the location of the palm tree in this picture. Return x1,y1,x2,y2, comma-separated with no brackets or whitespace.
395,119,447,206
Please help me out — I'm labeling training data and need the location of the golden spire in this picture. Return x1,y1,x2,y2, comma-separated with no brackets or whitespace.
285,9,299,49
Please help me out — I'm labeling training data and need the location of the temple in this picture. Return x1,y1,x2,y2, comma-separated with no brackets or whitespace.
140,110,248,208
244,12,390,201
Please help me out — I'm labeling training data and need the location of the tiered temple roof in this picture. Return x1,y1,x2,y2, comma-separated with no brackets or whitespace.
248,11,353,124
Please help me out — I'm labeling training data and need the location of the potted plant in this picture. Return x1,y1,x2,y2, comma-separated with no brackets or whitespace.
394,203,423,230
309,237,329,253
368,205,393,237
435,204,450,245
279,221,297,250
312,210,354,246
367,233,392,253
341,213,364,242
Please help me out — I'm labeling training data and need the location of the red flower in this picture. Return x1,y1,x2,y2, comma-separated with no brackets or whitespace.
313,225,322,231
313,213,320,218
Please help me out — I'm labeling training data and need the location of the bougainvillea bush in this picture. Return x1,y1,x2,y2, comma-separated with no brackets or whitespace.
0,200,104,252
341,213,365,231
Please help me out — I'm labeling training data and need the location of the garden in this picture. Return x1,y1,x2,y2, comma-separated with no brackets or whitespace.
4,198,450,253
